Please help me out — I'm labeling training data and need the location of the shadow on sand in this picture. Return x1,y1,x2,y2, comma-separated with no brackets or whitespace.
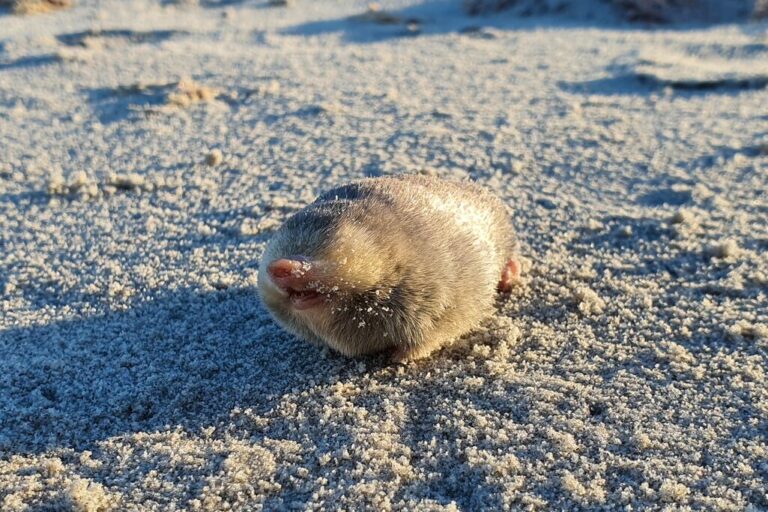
280,0,765,44
0,286,369,456
0,54,60,72
281,0,477,43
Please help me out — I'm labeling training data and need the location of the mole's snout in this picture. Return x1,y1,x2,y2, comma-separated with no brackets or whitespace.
266,257,326,310
266,257,313,290
268,257,308,280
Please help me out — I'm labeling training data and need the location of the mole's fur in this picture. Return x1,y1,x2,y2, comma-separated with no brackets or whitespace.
257,174,520,362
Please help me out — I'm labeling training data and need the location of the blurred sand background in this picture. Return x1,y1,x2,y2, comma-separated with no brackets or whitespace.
1,0,767,509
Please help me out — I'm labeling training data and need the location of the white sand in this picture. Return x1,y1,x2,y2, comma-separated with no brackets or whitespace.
1,1,767,510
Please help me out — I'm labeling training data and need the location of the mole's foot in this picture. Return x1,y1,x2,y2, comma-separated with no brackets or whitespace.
498,258,521,292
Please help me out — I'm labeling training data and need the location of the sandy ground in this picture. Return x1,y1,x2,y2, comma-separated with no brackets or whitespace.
1,0,767,510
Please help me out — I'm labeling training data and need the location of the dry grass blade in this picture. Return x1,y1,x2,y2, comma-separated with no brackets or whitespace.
350,2,402,24
10,0,73,15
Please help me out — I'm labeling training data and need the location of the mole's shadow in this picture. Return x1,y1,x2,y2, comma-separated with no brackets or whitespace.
0,287,357,457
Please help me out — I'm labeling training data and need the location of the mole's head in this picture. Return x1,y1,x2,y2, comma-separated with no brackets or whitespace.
257,208,400,353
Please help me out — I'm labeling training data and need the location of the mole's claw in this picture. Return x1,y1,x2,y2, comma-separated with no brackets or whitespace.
498,258,521,293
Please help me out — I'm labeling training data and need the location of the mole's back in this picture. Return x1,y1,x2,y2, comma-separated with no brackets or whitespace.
316,174,517,272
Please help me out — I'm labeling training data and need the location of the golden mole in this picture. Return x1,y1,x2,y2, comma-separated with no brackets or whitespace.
258,174,520,362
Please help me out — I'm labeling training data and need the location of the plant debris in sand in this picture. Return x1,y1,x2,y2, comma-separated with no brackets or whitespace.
5,0,72,15
165,79,220,108
350,2,402,24
463,0,762,22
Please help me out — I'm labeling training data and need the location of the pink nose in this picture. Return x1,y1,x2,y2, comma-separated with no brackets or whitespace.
267,257,315,291
267,258,304,279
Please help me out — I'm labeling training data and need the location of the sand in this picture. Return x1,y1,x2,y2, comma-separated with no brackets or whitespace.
1,0,767,510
